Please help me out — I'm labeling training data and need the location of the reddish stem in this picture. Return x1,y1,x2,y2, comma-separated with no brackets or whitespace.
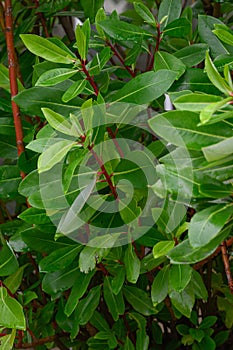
34,0,50,38
107,127,124,158
5,0,25,178
106,41,136,77
81,60,99,96
89,146,118,199
221,241,233,294
147,23,162,71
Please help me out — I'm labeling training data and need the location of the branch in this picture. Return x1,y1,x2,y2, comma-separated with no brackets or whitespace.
4,0,25,178
81,60,99,96
34,0,50,38
221,241,233,294
106,40,136,77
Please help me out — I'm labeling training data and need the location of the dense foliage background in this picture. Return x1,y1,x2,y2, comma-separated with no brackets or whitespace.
0,0,233,349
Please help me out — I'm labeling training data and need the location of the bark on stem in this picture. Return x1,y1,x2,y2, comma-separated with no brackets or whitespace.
4,0,25,178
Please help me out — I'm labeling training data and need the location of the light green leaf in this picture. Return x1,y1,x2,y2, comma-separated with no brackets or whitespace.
20,34,76,64
205,51,231,95
112,70,177,104
213,28,233,46
0,243,18,277
4,264,28,294
134,2,156,25
62,79,87,103
189,204,232,248
200,97,232,125
38,140,76,173
169,264,192,292
0,287,26,330
202,136,233,162
151,265,169,305
0,329,16,350
152,241,175,259
173,93,222,111
41,108,73,135
36,68,77,86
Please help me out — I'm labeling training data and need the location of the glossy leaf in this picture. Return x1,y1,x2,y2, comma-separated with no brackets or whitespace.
112,70,177,104
191,270,208,300
154,51,186,79
163,18,191,38
0,243,18,277
74,285,101,326
42,265,80,294
103,277,124,321
36,68,77,86
4,264,28,294
169,285,195,317
20,34,76,64
151,265,169,305
124,244,140,284
62,79,87,102
153,241,175,259
189,204,233,248
0,287,26,330
158,0,182,30
202,136,233,162
124,286,156,316
213,28,233,47
174,44,208,68
134,2,156,25
173,93,222,111
169,264,192,292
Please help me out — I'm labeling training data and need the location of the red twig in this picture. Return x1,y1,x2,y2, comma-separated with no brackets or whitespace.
81,60,99,96
107,127,124,158
221,241,233,294
88,146,118,199
106,41,136,77
147,23,162,71
5,0,25,178
34,0,50,38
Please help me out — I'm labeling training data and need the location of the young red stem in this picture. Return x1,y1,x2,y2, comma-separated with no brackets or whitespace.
88,146,118,199
107,127,124,158
81,60,99,96
5,0,25,178
34,0,50,38
106,40,136,77
147,23,162,71
221,241,233,294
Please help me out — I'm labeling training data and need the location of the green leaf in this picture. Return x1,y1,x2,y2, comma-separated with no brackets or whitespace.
99,19,152,42
158,0,182,30
41,108,73,135
134,2,156,25
38,140,76,173
20,34,76,64
199,336,216,350
35,68,77,86
103,276,124,321
213,28,233,46
198,15,229,58
75,19,90,60
189,329,205,343
154,51,186,79
21,227,75,254
0,243,18,277
62,79,87,103
112,70,177,104
42,265,80,294
151,265,169,305
74,285,101,326
111,266,125,295
169,285,195,318
174,44,208,68
124,336,135,350
173,93,222,111
88,47,112,76
90,311,110,332
124,286,156,316
205,51,231,95
0,287,26,330
39,245,81,272
202,136,233,162
169,264,192,292
149,110,232,150
0,166,21,200
80,0,104,23
0,329,16,350
188,204,232,248
4,264,28,294
152,241,175,259
65,270,95,316
18,208,51,225
191,270,208,300
199,316,217,329
163,18,191,38
14,85,81,118
217,297,233,328
124,244,140,284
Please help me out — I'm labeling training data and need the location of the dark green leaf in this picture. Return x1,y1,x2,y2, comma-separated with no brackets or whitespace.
103,276,124,321
42,265,80,294
169,264,192,292
154,51,186,79
0,243,18,277
199,316,217,329
158,0,182,30
112,70,177,104
0,166,21,200
151,265,169,305
174,44,208,68
74,285,101,326
163,18,191,38
124,286,156,316
124,244,140,284
169,285,195,317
